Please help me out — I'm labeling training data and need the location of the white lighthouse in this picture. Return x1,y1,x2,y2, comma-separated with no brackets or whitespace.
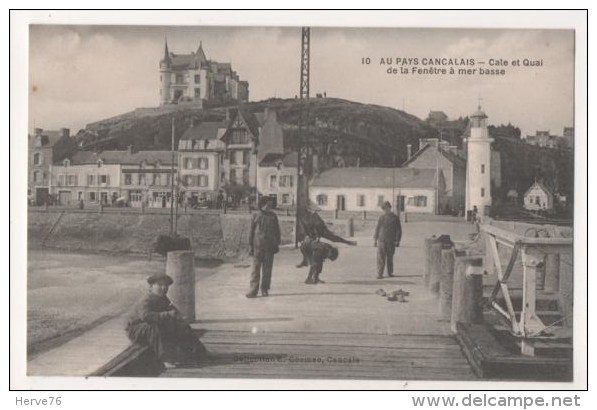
465,106,493,219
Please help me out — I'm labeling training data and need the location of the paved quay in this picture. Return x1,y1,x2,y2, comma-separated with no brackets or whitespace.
28,217,479,381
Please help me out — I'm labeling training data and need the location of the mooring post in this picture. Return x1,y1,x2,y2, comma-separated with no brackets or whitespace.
439,247,455,319
450,256,484,333
166,250,196,322
426,237,442,294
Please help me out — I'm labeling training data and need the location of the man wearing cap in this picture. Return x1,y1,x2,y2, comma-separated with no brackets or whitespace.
247,196,281,298
303,241,339,285
374,201,402,279
126,273,207,368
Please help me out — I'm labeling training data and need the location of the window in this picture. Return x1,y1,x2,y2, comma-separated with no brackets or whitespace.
243,169,250,185
317,194,328,206
33,153,41,165
231,129,248,144
67,175,77,186
411,196,427,207
33,170,41,183
230,169,237,185
199,175,208,187
99,175,108,185
243,150,250,165
194,88,201,97
234,150,243,165
282,194,290,204
185,158,193,169
63,159,70,167
58,175,65,186
124,174,132,185
198,157,209,169
153,174,161,186
194,75,200,84
357,194,366,207
269,175,277,189
377,195,385,207
536,196,541,205
481,164,485,174
481,188,485,197
138,174,146,185
88,175,95,186
279,175,294,188
176,74,184,84
97,159,103,168
89,192,96,201
129,190,142,202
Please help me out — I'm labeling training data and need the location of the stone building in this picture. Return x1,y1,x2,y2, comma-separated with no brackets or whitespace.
28,128,76,205
159,40,249,106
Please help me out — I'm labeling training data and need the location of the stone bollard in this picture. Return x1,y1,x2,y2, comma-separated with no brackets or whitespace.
544,253,561,293
425,237,442,294
166,250,196,322
346,217,354,237
450,256,483,333
439,248,455,319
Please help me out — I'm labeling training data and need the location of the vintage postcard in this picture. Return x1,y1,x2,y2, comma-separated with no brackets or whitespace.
10,10,587,391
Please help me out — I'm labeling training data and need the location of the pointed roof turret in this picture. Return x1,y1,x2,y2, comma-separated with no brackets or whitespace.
196,40,207,64
161,37,172,65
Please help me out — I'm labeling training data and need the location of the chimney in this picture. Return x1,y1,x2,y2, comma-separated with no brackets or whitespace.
60,128,70,138
34,128,43,136
406,144,412,160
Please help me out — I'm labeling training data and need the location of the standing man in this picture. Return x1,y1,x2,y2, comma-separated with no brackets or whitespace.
247,196,281,298
374,201,402,279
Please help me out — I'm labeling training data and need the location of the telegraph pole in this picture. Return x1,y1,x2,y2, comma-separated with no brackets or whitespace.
295,27,311,247
170,117,175,236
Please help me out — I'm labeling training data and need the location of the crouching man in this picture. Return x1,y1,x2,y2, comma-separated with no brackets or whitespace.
126,273,207,368
304,240,339,284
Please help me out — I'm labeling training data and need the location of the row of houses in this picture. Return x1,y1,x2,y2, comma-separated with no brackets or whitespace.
29,105,506,215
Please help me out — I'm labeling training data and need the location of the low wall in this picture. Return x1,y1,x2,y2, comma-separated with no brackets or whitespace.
27,210,302,259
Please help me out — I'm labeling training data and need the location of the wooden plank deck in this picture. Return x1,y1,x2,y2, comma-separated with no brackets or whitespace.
163,330,476,380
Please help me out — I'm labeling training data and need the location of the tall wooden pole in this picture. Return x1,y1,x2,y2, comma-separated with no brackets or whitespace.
295,27,311,248
170,117,175,236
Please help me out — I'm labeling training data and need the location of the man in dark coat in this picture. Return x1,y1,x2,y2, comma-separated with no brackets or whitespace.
296,209,356,268
374,201,402,279
126,273,207,368
247,196,281,298
303,240,339,284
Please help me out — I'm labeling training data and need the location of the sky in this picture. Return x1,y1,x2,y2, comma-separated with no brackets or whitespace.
28,24,575,137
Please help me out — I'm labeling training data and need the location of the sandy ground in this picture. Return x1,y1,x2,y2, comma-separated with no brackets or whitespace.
27,251,168,350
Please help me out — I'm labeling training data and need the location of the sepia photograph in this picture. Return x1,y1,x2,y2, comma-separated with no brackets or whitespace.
10,10,587,391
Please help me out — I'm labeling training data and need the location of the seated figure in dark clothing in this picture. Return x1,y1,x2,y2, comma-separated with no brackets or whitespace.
296,209,356,268
303,240,339,284
126,273,207,368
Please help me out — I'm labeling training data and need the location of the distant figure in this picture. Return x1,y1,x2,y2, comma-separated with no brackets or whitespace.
374,201,402,279
296,208,356,268
78,199,84,210
126,273,207,368
162,195,167,208
217,192,224,209
303,240,339,284
472,205,479,224
247,197,281,298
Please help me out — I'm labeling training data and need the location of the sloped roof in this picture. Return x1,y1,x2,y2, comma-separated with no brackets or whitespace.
181,122,227,141
401,143,466,167
31,130,65,147
260,152,298,168
228,107,261,138
69,150,175,166
524,181,553,198
311,167,439,189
